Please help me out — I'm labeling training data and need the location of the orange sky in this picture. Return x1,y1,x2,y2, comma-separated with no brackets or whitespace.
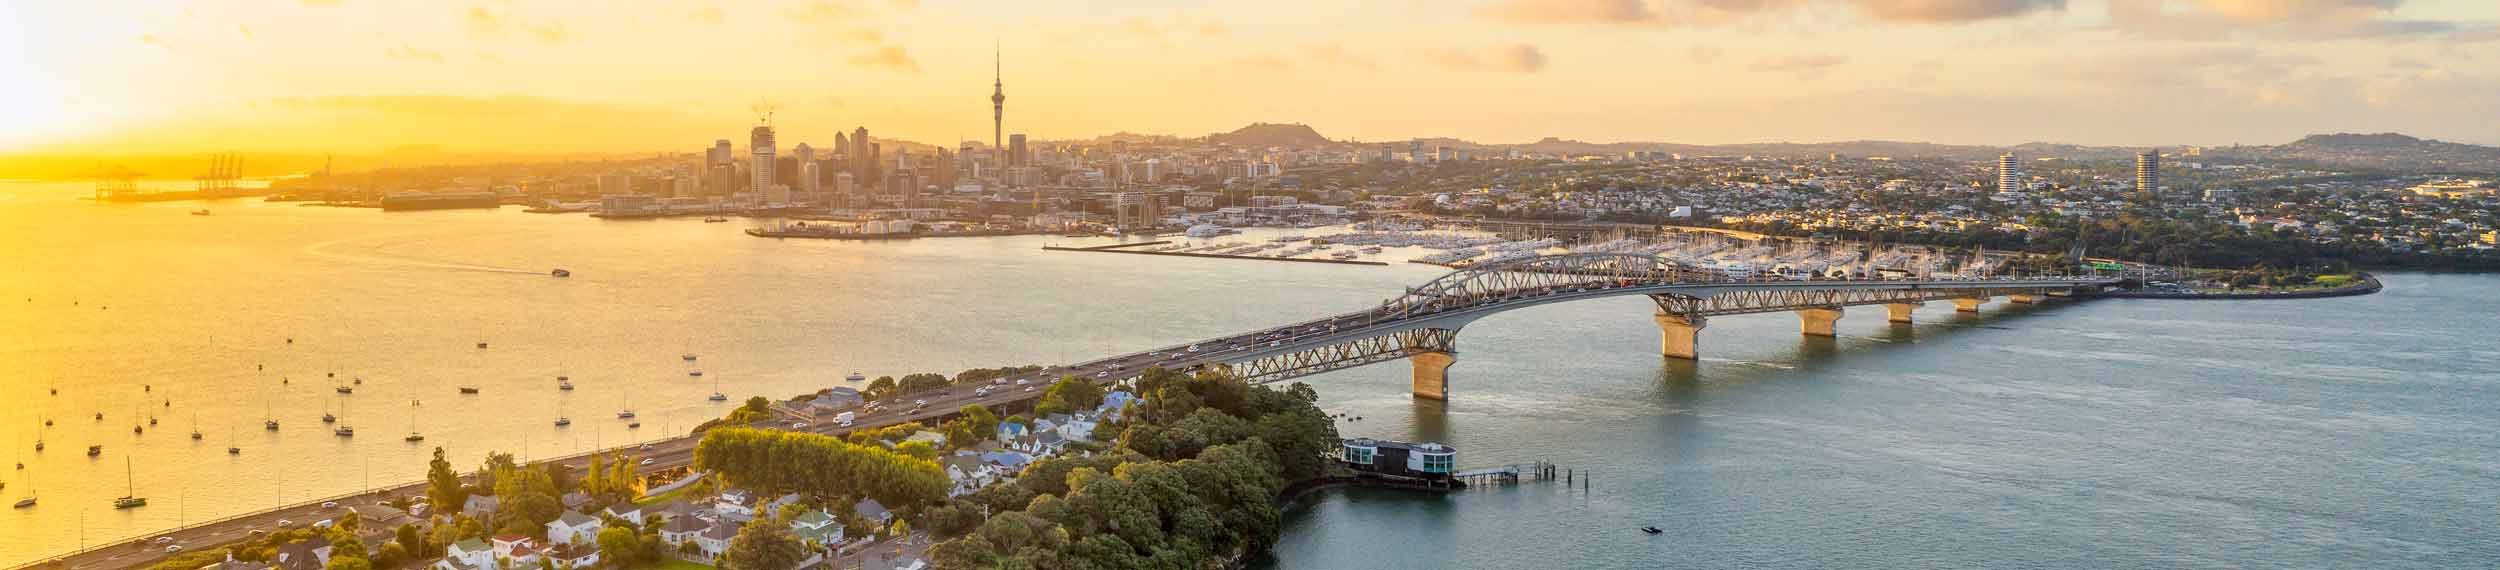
4,0,2497,156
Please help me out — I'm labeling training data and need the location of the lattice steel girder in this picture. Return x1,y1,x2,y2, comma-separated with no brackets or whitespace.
1230,328,1460,384
1648,287,2055,318
1383,253,1713,318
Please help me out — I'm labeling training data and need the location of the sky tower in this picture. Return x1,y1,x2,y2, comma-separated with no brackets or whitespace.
991,44,1005,168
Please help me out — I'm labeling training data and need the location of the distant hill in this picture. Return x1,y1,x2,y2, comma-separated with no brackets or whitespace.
2234,133,2500,172
1206,123,1332,148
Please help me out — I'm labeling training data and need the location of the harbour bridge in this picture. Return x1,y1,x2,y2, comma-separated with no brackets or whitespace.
1072,253,2121,400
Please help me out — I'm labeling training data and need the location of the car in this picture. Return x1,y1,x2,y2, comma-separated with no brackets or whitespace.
1024,386,1036,392
165,546,182,554
914,399,927,407
1095,372,1109,378
313,519,334,529
154,536,176,544
246,530,266,538
321,501,339,509
639,443,654,451
993,378,1007,385
1268,341,1280,347
1187,344,1201,352
640,458,656,466
277,519,294,528
1014,379,1029,386
790,422,809,429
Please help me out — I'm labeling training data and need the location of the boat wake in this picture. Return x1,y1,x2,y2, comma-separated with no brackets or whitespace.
302,233,544,276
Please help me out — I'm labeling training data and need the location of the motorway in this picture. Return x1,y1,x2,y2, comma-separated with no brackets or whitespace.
30,273,2111,570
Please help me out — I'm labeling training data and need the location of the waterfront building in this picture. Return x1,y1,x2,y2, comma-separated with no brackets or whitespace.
2136,150,2160,194
750,125,777,205
1339,438,1456,481
597,174,632,196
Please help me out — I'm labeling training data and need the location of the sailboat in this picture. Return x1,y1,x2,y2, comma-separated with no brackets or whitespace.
12,469,33,508
227,424,241,455
113,457,145,509
404,400,425,442
554,395,571,427
322,392,337,424
332,397,353,437
709,372,727,401
617,391,635,419
189,412,202,440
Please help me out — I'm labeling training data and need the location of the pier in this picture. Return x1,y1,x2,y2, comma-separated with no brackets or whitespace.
1041,244,1391,265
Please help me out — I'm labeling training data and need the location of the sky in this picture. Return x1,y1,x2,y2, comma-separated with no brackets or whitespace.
3,0,2498,156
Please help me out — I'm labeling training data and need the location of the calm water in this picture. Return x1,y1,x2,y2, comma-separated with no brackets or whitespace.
3,182,2495,567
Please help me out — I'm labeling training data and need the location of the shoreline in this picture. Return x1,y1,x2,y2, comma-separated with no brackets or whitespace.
2101,273,2383,300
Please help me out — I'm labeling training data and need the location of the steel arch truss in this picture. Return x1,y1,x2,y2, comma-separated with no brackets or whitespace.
1648,286,2052,318
1228,328,1461,384
1381,253,1708,318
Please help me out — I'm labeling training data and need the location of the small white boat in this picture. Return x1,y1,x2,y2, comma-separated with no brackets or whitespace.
708,393,728,402
550,269,571,278
553,417,571,427
845,371,866,382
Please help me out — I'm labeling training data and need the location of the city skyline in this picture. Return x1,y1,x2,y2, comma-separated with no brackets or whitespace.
6,0,2500,157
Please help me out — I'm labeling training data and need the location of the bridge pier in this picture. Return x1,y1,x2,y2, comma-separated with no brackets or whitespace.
1655,312,1705,360
1796,307,1844,337
1952,297,1987,313
1410,350,1456,400
2008,293,2042,304
1884,302,1919,324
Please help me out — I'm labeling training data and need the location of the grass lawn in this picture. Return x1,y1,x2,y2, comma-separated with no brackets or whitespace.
634,485,696,506
633,559,715,570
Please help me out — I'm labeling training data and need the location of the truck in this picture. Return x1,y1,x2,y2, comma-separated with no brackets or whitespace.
834,411,855,427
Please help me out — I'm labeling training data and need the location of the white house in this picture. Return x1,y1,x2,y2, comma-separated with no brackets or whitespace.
600,502,644,526
790,510,844,545
546,543,601,570
433,539,494,570
546,510,603,546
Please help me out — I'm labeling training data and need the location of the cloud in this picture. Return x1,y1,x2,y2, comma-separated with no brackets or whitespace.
2108,0,2470,40
849,45,920,72
527,24,568,43
1477,0,2062,25
2059,48,2320,90
1853,0,2064,22
1300,43,1381,70
386,45,445,63
1430,44,1549,73
464,7,502,36
1751,53,1846,75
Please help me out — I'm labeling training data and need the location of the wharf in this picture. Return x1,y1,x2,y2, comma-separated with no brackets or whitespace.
1042,244,1389,266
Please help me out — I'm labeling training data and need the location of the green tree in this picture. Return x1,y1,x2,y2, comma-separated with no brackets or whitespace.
721,520,807,570
396,523,425,557
595,526,642,567
426,447,467,514
323,557,372,570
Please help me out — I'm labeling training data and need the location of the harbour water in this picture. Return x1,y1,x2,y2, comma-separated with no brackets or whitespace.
3,182,2495,567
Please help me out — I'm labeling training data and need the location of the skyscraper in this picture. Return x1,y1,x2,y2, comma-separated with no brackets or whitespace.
1997,152,2019,194
750,124,776,203
793,143,813,162
852,126,871,180
1009,134,1028,168
2135,150,2160,194
800,161,821,200
709,139,732,167
992,45,1006,168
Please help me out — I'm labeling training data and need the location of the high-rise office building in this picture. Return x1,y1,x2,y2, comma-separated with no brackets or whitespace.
800,162,821,200
709,140,732,167
749,125,776,203
793,143,813,162
2135,150,2160,194
598,174,632,196
834,134,849,163
1997,152,2020,194
1009,134,1028,167
851,127,872,180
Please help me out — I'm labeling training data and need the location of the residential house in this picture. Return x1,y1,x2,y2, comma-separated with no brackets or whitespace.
790,510,844,546
942,455,995,497
272,537,332,570
658,515,714,548
903,431,947,448
693,524,739,558
600,502,645,526
560,491,593,511
854,498,892,526
1097,391,1138,420
546,510,603,546
715,489,761,522
995,421,1030,442
545,543,601,570
491,535,541,567
433,539,494,570
462,495,501,520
